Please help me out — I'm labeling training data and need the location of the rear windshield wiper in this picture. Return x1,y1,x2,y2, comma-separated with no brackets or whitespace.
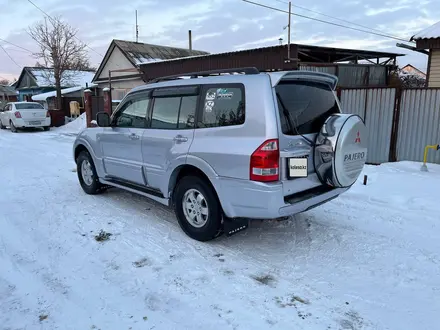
276,92,314,146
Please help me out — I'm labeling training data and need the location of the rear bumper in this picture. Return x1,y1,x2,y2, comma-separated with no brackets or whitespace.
14,118,51,128
214,177,348,219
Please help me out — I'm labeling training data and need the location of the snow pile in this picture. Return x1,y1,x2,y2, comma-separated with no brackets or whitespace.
1,124,440,330
54,113,87,134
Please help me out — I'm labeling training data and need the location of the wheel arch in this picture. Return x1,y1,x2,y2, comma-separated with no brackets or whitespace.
168,164,223,210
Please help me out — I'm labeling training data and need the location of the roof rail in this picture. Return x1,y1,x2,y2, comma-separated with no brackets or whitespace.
148,67,260,83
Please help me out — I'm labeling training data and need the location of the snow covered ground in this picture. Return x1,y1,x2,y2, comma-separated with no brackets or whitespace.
0,126,439,330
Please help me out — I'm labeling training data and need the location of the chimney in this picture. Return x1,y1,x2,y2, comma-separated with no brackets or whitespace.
188,30,192,51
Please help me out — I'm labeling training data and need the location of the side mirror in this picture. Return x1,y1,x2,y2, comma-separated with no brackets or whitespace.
96,112,110,127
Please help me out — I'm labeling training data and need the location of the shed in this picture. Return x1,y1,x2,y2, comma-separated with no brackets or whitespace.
411,21,440,87
138,44,403,87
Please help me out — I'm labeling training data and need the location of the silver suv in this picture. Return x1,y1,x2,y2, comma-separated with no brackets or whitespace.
73,68,368,241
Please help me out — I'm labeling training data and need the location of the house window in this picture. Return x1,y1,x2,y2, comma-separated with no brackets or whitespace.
112,89,129,102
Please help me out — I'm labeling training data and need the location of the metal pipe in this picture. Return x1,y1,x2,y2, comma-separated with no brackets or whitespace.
188,30,192,51
420,144,439,172
287,1,291,61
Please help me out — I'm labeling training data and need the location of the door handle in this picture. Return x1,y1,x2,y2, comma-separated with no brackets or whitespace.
173,135,188,143
129,133,139,140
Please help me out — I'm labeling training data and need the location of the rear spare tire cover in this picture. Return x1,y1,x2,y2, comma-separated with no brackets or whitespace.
314,114,368,188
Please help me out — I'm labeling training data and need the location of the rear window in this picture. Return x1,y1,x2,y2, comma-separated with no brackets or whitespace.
275,81,339,135
15,103,44,110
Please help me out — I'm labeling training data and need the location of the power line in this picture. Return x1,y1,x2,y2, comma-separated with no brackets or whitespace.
0,38,34,53
242,0,413,44
0,44,22,69
273,0,409,40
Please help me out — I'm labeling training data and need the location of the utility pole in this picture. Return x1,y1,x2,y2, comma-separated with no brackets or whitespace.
135,10,139,43
287,1,291,61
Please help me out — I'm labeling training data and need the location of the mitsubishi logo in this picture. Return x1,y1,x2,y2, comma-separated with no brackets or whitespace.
355,131,361,143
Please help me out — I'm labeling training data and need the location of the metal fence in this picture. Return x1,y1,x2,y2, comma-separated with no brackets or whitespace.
340,88,396,164
396,89,440,164
339,87,440,164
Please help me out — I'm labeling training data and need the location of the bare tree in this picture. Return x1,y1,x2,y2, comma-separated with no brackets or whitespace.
0,79,10,85
28,16,90,111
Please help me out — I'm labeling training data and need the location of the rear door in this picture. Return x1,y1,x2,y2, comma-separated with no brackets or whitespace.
98,91,150,185
140,86,198,194
15,102,47,125
270,72,341,196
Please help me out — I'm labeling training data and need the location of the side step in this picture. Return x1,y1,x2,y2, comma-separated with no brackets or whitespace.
223,217,249,236
100,178,169,206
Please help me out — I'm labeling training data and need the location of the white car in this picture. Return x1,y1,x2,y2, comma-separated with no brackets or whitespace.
0,102,51,132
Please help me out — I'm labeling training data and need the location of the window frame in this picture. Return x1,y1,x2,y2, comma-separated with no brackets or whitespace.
196,83,246,129
110,90,152,128
147,85,201,130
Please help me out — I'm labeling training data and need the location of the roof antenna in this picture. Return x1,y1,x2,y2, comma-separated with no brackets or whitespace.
135,10,139,43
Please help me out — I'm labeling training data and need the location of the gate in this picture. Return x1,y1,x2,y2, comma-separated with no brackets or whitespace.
339,87,440,164
91,96,104,121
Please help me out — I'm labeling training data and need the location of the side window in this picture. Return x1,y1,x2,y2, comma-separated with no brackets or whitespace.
178,96,197,129
151,97,180,129
115,96,150,128
200,86,245,128
150,95,197,129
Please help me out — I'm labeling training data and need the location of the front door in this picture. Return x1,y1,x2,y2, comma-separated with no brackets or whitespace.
98,91,150,185
141,87,198,195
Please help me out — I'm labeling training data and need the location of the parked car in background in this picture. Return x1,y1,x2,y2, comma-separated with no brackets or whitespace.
0,102,51,132
73,68,368,242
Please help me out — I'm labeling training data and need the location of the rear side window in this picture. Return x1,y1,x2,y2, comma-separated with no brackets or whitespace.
275,81,339,135
200,85,245,128
150,95,197,129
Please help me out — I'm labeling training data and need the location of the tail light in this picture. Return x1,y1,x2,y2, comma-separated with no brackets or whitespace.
14,111,21,118
46,111,50,117
250,139,280,182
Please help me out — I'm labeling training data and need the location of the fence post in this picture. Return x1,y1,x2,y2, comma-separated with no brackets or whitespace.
388,87,403,162
84,89,92,128
103,87,112,115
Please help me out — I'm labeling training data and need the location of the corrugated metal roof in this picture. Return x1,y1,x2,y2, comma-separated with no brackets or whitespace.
114,39,209,65
411,21,440,40
28,68,95,87
0,85,16,96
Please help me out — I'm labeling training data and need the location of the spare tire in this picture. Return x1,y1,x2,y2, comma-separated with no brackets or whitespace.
314,114,368,188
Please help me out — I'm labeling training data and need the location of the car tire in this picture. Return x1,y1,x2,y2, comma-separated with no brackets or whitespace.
0,121,5,130
43,126,50,131
77,151,105,195
174,175,223,242
10,121,17,133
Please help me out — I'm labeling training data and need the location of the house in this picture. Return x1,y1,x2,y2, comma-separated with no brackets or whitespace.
411,21,440,87
401,64,426,79
14,67,95,103
91,39,209,100
0,84,18,102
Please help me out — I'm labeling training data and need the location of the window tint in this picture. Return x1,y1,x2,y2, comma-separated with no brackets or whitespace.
151,95,197,129
178,96,197,129
151,97,180,129
115,97,149,128
201,86,244,128
15,103,44,110
275,81,339,135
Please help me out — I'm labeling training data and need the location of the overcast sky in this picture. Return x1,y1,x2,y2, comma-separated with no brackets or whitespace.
0,0,438,82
